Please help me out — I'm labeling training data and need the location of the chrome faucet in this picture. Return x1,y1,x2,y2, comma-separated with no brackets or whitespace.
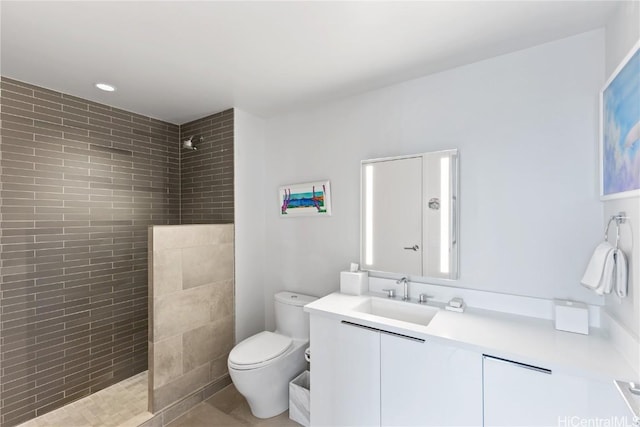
396,276,410,301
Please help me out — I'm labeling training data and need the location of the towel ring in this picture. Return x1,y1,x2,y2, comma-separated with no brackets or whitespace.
604,212,628,249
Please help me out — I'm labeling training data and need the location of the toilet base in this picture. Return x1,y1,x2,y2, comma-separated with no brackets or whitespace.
229,341,307,419
245,388,289,419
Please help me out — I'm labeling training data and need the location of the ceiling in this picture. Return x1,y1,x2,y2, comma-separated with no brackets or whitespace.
1,1,619,124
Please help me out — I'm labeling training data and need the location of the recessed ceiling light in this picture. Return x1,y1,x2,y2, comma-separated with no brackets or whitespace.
95,83,116,92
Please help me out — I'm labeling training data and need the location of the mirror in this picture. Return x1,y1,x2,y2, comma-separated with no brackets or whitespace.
360,149,459,280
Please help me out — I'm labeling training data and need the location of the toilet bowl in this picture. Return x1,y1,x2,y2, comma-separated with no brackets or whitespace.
228,291,316,418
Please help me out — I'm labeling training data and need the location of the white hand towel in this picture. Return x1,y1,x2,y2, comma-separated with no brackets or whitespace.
581,242,615,294
599,251,616,295
614,249,628,298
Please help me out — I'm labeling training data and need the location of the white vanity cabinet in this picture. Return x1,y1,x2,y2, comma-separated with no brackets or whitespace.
483,355,574,426
310,315,380,426
483,355,630,427
306,293,637,427
381,333,482,426
309,314,483,426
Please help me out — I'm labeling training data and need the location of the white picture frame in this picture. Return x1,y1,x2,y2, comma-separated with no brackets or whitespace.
600,39,640,200
279,180,332,217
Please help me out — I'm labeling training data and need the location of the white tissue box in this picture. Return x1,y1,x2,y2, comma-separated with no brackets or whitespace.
554,299,589,335
340,271,368,295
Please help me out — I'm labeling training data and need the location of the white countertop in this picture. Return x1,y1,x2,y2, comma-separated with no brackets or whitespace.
304,292,639,383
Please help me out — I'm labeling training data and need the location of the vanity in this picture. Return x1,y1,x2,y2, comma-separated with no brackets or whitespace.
303,149,638,426
305,292,637,426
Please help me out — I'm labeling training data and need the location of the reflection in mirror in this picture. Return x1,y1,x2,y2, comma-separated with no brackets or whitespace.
361,149,459,280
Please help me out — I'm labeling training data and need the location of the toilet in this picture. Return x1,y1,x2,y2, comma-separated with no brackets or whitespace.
228,291,317,419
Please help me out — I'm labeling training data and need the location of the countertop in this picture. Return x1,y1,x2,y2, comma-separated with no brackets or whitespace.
304,292,638,383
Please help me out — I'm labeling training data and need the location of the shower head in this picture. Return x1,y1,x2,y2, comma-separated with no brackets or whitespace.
182,136,201,151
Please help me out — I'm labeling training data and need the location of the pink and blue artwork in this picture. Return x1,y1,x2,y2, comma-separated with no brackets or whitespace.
601,41,640,200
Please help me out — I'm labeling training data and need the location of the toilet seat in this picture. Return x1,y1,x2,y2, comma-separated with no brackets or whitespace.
228,331,292,370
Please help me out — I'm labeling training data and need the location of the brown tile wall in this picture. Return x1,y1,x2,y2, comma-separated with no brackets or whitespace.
0,77,180,427
180,110,234,224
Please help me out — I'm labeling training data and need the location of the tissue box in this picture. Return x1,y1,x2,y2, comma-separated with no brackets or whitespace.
340,271,368,295
554,299,589,335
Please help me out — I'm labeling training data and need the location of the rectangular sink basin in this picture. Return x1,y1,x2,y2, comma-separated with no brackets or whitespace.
353,297,439,326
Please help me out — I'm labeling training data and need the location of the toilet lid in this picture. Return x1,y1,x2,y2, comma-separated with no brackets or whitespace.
228,331,292,368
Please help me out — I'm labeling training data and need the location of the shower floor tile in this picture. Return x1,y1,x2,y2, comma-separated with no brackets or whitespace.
16,371,151,427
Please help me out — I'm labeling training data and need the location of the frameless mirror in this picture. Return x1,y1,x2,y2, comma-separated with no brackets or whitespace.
360,149,459,280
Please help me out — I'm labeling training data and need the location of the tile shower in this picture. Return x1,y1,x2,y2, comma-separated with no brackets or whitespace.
0,77,235,427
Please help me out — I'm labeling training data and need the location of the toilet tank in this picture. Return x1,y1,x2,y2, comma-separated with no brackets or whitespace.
274,291,317,340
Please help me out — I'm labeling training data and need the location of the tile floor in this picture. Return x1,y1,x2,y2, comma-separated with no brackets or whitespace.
166,384,301,427
15,372,300,427
16,371,151,427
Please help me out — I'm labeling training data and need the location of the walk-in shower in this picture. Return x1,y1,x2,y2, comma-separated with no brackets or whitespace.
1,74,234,427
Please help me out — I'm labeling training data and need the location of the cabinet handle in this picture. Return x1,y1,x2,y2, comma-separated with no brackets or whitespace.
483,355,551,375
381,329,425,343
340,320,425,343
341,320,380,334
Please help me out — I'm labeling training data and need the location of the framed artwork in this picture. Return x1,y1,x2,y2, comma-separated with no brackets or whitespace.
279,180,332,217
600,39,640,200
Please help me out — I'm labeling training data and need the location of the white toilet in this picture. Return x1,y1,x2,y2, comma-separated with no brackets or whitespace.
228,291,317,419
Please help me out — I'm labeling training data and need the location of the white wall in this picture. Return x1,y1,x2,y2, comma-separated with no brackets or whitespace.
604,1,640,340
259,30,606,329
234,109,267,342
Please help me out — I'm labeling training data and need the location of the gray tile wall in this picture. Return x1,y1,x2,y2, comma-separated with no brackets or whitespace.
180,110,234,224
0,77,180,427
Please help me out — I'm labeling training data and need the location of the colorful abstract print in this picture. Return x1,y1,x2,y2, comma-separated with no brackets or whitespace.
281,185,327,214
603,48,640,196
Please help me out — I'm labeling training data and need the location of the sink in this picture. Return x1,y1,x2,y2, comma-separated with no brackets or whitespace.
353,297,439,326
